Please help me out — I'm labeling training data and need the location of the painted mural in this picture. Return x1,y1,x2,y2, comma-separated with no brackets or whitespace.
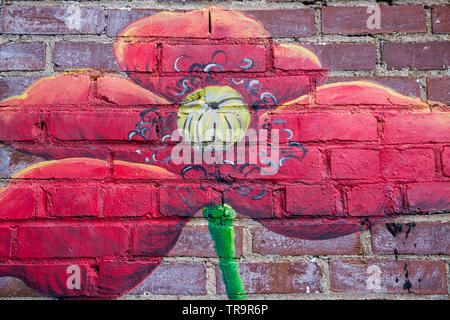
0,6,448,299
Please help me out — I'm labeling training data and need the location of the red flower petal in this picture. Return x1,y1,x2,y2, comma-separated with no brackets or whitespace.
1,71,169,161
0,158,191,298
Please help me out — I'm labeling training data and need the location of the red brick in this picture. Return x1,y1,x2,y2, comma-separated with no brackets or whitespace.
161,44,266,72
0,43,45,71
0,228,13,258
443,147,450,177
0,263,92,297
347,184,399,217
244,9,315,37
252,227,360,255
384,113,450,144
98,259,161,295
170,225,243,257
17,225,128,258
0,76,40,101
427,77,449,105
372,222,450,255
133,222,185,257
210,9,269,39
381,149,436,180
407,182,450,212
432,6,450,33
300,43,376,71
0,111,40,141
52,42,119,71
224,186,274,219
382,42,449,70
323,77,421,98
331,149,380,180
330,259,447,294
1,6,104,35
103,185,157,217
130,263,207,295
48,111,139,141
106,9,161,37
0,186,36,220
46,185,100,217
276,113,378,143
286,184,340,216
159,185,221,217
322,6,425,34
217,262,323,294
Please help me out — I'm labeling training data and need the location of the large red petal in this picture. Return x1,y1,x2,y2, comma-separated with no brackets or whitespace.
0,159,196,298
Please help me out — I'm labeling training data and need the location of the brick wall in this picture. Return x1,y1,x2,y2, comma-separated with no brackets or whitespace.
0,1,449,300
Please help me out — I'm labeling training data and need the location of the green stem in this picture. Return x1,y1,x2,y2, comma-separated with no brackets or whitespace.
203,204,247,300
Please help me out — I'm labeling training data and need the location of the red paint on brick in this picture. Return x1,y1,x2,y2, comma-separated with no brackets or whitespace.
0,186,36,220
330,259,447,294
130,263,207,295
286,184,339,216
0,263,92,297
322,6,426,34
48,111,139,141
98,259,162,295
273,113,378,143
382,42,449,70
407,182,450,212
0,112,40,141
1,6,105,35
442,147,450,177
53,42,119,71
331,149,380,180
381,149,436,180
210,8,269,39
17,225,129,258
133,222,185,257
162,44,266,72
427,77,449,105
106,9,161,37
384,113,450,144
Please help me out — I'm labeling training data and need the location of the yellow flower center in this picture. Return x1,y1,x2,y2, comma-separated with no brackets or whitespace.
177,86,250,152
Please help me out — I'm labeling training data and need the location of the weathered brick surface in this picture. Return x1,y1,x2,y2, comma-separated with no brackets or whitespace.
0,77,40,101
0,3,449,300
331,149,380,180
0,43,46,71
427,77,449,105
372,222,450,255
130,263,207,295
330,259,447,294
1,6,105,35
382,42,449,70
322,6,426,34
217,262,323,294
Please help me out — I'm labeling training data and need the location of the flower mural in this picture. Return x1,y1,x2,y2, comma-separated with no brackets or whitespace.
0,6,448,299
